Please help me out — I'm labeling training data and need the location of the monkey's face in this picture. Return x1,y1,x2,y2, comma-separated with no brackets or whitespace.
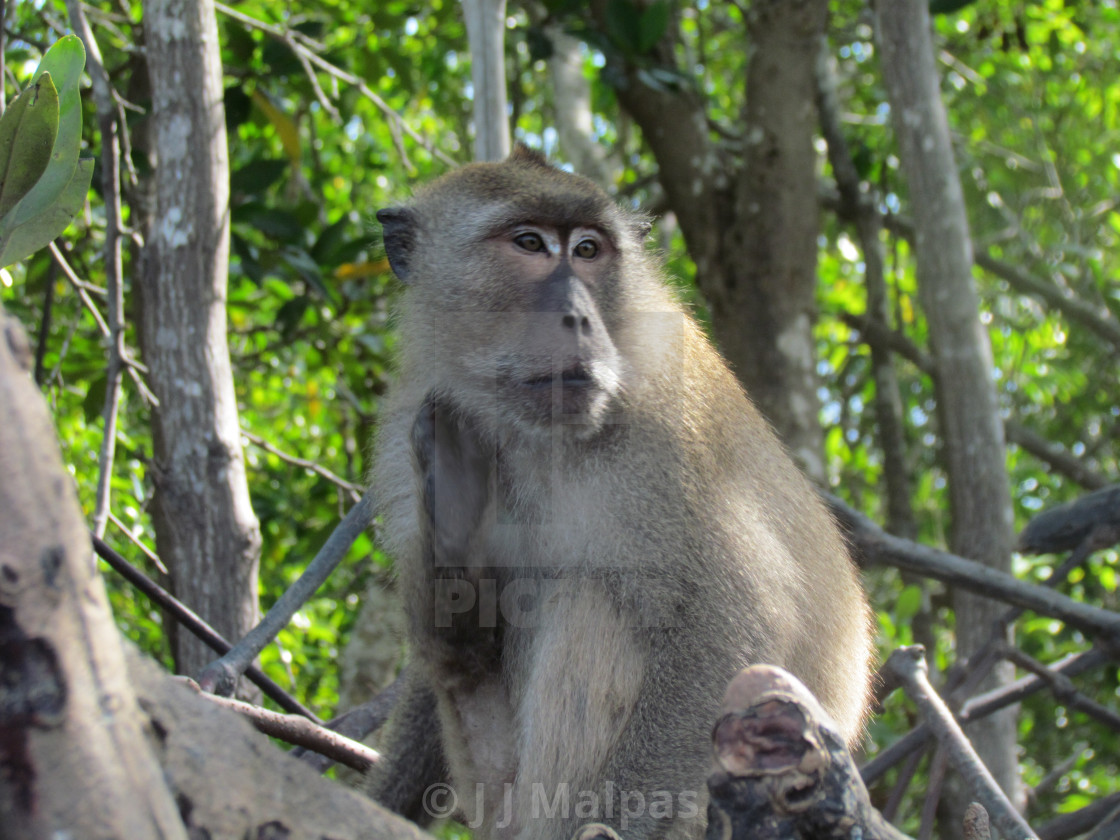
476,220,625,436
379,150,655,441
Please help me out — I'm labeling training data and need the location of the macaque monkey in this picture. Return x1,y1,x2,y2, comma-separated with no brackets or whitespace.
365,145,872,840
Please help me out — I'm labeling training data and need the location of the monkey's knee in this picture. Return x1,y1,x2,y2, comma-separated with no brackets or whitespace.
572,824,624,840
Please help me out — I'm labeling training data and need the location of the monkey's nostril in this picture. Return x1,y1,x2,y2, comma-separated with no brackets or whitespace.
562,313,577,330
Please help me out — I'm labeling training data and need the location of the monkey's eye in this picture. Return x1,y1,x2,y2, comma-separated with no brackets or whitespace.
573,239,599,260
514,232,547,253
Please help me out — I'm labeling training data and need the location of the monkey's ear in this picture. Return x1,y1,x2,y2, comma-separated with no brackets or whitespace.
377,207,417,282
629,214,653,241
509,142,551,169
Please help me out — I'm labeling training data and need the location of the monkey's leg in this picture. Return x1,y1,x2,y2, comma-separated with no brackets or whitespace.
363,672,449,824
411,396,518,833
511,589,717,840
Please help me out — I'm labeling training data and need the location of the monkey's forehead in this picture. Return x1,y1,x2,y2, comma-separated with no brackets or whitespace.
414,162,625,231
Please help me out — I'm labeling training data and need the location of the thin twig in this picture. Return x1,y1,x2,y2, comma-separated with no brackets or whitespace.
33,259,56,385
1001,646,1120,732
242,429,362,500
66,0,125,540
862,648,1107,784
48,242,158,405
107,510,168,575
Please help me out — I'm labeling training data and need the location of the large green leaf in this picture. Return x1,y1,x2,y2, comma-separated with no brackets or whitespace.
0,157,93,268
11,35,88,228
0,74,58,220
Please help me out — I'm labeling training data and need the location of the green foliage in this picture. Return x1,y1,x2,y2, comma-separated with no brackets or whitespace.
3,1,1119,829
0,35,94,267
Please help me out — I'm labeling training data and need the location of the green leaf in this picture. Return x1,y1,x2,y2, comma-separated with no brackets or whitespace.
281,246,332,300
895,585,923,622
83,372,108,423
231,158,289,196
605,0,642,56
275,295,310,337
0,155,93,268
310,217,352,264
637,1,670,53
5,34,87,235
0,75,59,221
233,202,304,241
13,35,87,228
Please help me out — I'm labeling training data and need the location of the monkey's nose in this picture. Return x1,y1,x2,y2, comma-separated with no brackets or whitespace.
561,312,591,333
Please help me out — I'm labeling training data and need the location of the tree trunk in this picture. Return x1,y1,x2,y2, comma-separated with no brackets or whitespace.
462,0,510,161
723,0,829,479
545,23,618,188
875,0,1020,815
0,308,433,838
137,0,262,688
594,0,828,477
0,307,188,839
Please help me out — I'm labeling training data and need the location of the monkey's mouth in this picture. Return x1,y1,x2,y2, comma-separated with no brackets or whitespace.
514,364,606,423
520,365,595,391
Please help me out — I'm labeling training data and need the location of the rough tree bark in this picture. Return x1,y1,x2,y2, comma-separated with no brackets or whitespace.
0,307,432,840
136,0,262,686
731,0,829,479
875,0,1020,814
591,0,829,477
462,0,510,161
0,306,187,840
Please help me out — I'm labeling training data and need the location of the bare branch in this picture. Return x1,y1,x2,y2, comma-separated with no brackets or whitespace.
65,0,126,540
91,534,320,722
176,678,381,773
826,494,1120,647
48,242,158,406
1004,422,1111,491
242,429,363,501
196,493,375,698
883,647,1038,840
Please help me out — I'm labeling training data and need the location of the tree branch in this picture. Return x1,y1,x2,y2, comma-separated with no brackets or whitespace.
65,0,125,540
91,535,320,721
177,678,381,772
883,648,1038,840
825,494,1120,647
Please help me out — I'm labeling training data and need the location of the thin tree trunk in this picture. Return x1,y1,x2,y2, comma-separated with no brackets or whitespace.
462,0,510,161
594,0,828,475
137,0,262,688
545,22,617,188
724,0,829,479
875,0,1020,815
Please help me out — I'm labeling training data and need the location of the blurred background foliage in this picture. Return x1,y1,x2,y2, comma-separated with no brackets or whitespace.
3,0,1118,832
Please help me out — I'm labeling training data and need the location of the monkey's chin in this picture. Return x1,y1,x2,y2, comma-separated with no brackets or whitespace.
509,373,615,438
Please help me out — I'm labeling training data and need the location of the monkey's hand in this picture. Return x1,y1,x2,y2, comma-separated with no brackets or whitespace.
411,394,496,570
410,395,503,676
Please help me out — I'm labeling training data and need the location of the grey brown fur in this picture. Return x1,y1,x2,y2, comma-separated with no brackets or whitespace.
365,146,872,840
